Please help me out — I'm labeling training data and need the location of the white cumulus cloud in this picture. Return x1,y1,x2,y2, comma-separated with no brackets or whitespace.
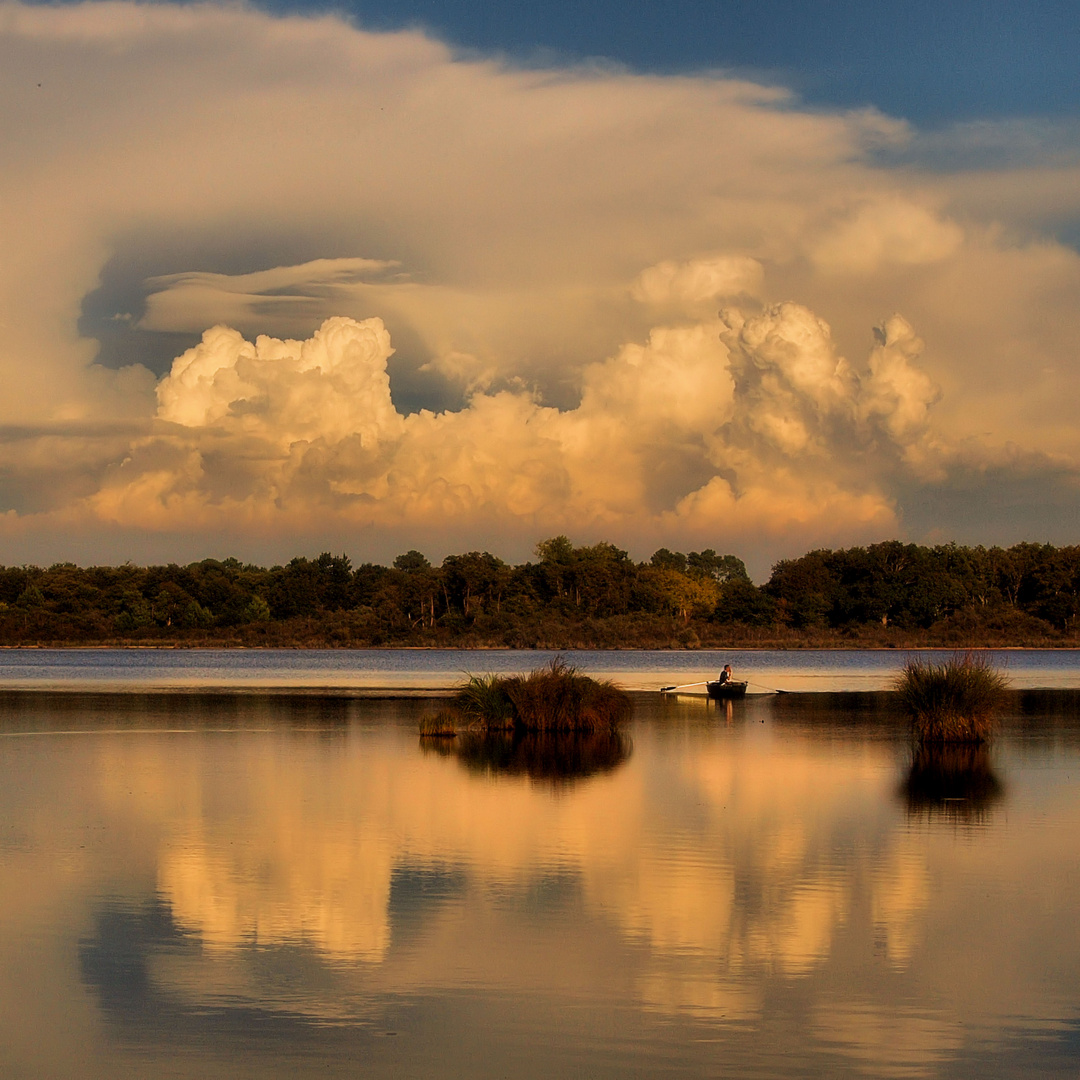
76,296,968,558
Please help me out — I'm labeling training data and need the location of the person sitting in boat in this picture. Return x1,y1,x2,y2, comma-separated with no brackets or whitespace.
717,664,733,686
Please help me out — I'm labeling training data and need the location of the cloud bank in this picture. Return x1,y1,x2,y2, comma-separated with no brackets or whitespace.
0,1,1079,567
82,296,1058,563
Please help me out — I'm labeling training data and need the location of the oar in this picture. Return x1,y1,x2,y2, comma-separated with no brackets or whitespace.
746,680,786,694
659,681,708,692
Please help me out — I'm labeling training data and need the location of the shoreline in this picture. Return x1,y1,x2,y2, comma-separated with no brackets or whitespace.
1,641,1080,651
0,685,1077,701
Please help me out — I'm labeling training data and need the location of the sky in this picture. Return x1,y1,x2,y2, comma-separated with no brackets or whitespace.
1,0,1079,576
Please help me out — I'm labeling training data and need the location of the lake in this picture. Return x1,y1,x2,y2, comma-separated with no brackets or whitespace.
3,646,1080,691
1,654,1079,1077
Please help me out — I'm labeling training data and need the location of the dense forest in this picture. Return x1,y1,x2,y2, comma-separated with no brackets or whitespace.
0,537,1078,647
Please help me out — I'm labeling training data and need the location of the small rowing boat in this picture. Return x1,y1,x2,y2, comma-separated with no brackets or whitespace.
706,680,747,700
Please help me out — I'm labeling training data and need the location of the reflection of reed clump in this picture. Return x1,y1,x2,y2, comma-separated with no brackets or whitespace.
902,744,1004,822
418,712,459,737
437,729,632,784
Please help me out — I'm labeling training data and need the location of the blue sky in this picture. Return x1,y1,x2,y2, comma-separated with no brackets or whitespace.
258,0,1079,123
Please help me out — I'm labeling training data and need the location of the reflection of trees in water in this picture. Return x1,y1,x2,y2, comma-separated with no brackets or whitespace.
423,730,631,786
0,690,401,732
901,744,1004,823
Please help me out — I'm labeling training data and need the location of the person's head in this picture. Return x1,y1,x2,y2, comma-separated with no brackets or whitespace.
724,665,731,672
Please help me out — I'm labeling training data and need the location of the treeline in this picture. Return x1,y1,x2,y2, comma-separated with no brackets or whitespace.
0,537,1078,647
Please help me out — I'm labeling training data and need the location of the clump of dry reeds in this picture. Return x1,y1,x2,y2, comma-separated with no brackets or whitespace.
894,652,1009,743
500,657,631,732
419,657,631,736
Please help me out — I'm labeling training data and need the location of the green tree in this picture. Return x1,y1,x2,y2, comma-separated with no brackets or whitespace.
686,550,749,583
16,583,44,609
442,552,507,619
765,550,838,628
182,600,215,628
650,548,687,573
394,550,432,572
713,578,775,625
647,567,718,623
534,536,576,601
243,595,272,622
570,542,634,616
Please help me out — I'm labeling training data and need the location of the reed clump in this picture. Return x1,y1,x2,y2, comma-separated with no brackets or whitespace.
500,658,631,732
420,658,631,736
894,653,1009,743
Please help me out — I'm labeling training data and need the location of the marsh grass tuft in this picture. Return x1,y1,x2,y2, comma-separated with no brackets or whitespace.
453,672,515,730
894,652,1009,743
419,657,631,737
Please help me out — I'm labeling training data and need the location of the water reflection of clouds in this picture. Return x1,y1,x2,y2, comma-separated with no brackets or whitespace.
160,830,395,961
812,1002,964,1077
89,725,906,1019
6,699,1079,1079
871,837,931,967
657,738,887,979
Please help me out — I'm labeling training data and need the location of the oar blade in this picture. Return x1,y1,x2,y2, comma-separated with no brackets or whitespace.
660,680,708,693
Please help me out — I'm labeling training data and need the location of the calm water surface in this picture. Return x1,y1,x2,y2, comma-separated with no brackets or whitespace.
3,647,1080,691
1,688,1079,1078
